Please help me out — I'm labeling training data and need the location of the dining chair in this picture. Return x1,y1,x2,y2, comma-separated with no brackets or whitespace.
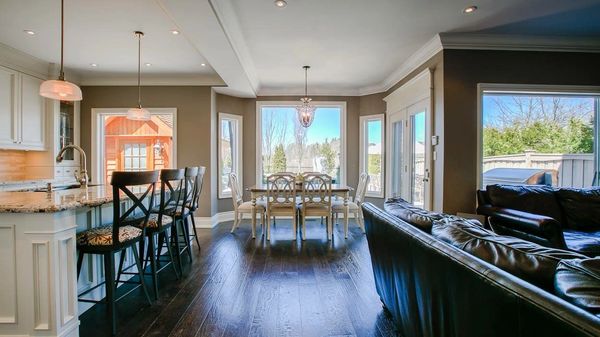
299,173,333,240
229,172,266,233
265,173,297,240
332,172,370,238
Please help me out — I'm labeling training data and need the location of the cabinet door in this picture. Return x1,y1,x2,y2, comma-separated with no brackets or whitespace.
0,66,19,147
20,74,46,149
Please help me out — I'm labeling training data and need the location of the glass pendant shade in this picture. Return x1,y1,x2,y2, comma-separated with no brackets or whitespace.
296,97,316,128
39,79,82,101
127,106,151,121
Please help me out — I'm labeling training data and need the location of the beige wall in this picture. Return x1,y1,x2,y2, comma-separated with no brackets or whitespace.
215,94,386,213
79,86,213,217
442,49,600,215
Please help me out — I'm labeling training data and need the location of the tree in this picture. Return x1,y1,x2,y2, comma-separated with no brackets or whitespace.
293,117,308,171
320,141,337,176
368,154,381,175
272,144,287,173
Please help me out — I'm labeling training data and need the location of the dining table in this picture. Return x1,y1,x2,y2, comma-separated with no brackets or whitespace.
247,183,353,238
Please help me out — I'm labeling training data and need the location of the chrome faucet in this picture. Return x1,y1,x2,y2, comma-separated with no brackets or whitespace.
56,145,89,187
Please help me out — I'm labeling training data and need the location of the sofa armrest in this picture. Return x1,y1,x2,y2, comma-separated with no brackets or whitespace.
482,206,567,249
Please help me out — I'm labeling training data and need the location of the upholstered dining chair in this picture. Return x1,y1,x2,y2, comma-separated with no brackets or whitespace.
265,173,297,240
229,172,266,233
299,173,333,240
332,172,370,238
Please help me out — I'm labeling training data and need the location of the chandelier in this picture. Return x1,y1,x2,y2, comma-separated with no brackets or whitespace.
296,65,316,128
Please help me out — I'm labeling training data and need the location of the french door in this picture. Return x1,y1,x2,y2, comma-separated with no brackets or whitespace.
387,98,432,209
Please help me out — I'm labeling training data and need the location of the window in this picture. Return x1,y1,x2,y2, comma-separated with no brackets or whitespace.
479,85,600,189
256,102,346,184
360,114,384,197
91,108,176,185
218,113,243,198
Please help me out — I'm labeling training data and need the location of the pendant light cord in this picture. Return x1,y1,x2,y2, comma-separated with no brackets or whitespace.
303,65,309,97
59,0,65,80
136,32,143,108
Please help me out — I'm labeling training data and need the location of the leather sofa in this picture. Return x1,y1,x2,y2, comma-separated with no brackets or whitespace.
477,184,600,256
362,201,600,337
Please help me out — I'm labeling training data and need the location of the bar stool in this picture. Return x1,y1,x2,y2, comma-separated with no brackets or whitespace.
76,170,158,335
131,168,184,300
169,166,198,266
185,166,206,249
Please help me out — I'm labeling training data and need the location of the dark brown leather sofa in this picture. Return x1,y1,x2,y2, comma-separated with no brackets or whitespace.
362,201,600,337
477,184,600,256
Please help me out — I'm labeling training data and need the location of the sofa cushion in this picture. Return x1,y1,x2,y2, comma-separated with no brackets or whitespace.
556,187,600,231
432,218,587,290
384,197,455,233
486,184,564,224
563,230,600,256
555,259,600,315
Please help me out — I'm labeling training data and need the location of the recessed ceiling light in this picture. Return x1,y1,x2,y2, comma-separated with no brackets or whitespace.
144,63,152,67
90,63,98,67
170,29,180,35
23,30,36,36
274,0,287,8
463,5,478,14
201,63,206,67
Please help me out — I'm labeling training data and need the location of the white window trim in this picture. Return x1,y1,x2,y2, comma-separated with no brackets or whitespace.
476,83,600,189
255,101,347,185
90,108,178,185
218,113,243,199
359,114,385,198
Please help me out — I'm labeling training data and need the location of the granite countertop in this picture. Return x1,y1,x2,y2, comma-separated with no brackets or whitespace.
0,185,140,213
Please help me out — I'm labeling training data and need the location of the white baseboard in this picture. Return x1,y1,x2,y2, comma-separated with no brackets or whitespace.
194,211,358,229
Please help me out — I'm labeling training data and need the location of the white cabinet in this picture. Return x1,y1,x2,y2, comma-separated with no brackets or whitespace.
0,66,46,150
0,66,18,146
20,74,45,148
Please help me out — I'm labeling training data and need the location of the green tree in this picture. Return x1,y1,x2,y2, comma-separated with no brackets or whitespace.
320,141,337,176
272,144,287,173
368,154,381,175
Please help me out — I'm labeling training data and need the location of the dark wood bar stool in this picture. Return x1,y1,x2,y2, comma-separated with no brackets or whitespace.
186,166,206,249
169,166,198,265
128,168,184,300
76,170,158,336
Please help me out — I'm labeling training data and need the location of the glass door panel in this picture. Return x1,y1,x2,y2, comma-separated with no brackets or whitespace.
411,111,426,207
390,120,404,198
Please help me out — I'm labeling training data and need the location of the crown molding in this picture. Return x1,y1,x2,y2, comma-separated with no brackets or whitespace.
257,86,362,97
357,34,443,96
0,42,49,79
79,74,226,86
439,33,600,53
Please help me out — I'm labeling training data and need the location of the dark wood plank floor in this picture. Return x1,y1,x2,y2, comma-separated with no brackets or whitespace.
79,218,399,337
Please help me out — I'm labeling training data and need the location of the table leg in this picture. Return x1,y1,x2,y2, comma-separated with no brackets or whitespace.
344,191,349,239
251,192,257,239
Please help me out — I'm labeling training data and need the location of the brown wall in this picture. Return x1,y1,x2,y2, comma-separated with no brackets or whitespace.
80,86,213,217
443,49,600,214
215,93,386,212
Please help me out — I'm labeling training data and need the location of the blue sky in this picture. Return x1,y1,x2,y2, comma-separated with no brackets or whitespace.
262,106,341,145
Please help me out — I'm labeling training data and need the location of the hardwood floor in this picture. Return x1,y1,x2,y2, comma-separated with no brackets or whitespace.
79,218,399,337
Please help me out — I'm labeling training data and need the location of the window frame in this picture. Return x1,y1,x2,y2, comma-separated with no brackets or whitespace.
359,114,385,198
255,101,347,185
218,113,243,199
477,83,600,189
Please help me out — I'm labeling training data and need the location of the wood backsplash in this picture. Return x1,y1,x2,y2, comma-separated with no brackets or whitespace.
0,150,28,181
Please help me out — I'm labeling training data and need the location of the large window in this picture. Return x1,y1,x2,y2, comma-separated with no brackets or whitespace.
218,113,243,198
480,86,600,189
92,108,176,185
360,114,384,197
257,102,346,184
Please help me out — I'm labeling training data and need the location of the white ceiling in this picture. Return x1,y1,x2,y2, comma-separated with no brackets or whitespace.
0,0,598,96
0,0,223,85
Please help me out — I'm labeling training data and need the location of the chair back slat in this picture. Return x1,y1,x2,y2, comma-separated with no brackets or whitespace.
111,170,159,245
301,173,332,209
182,166,199,211
229,172,243,209
189,166,206,212
159,168,186,222
355,173,371,204
266,174,296,207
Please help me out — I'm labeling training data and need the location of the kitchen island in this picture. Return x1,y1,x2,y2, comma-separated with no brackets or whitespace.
0,185,143,337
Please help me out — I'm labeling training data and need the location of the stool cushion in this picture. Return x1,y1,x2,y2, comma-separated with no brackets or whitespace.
555,258,600,315
136,214,174,229
77,225,141,246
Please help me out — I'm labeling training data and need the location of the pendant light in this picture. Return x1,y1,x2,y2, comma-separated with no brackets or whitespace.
295,65,316,128
127,31,151,121
39,0,82,101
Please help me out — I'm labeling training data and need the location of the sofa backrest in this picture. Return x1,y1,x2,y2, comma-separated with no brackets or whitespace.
362,203,600,337
556,188,600,231
486,184,565,224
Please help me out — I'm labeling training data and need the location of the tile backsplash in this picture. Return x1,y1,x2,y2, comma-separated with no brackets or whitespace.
0,150,28,181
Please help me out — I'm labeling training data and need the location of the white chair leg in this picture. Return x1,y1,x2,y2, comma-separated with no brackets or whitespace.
302,212,307,241
327,215,333,241
292,212,298,240
231,211,238,233
358,209,365,232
